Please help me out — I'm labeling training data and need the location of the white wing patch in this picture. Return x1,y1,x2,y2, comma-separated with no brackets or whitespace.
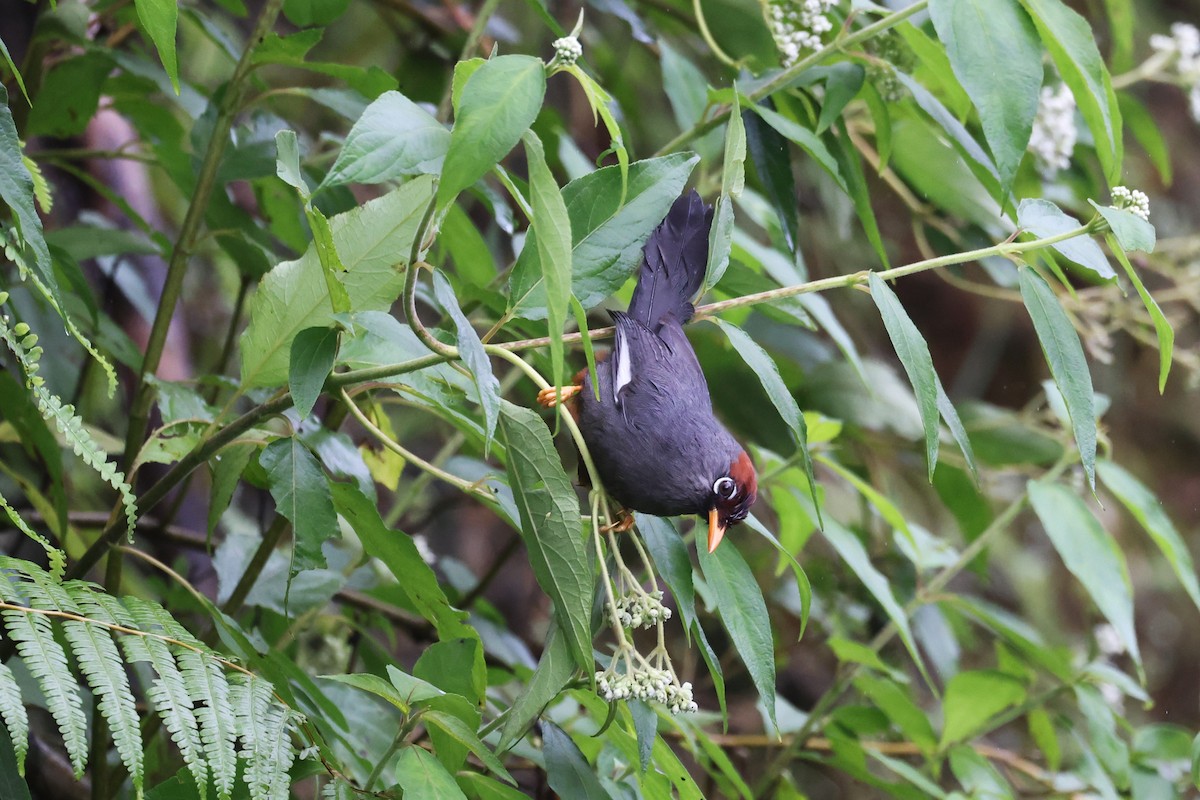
613,323,632,405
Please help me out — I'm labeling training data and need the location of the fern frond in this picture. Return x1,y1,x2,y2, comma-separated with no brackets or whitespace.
0,488,64,577
0,569,88,777
233,674,297,800
0,662,28,776
0,297,134,540
19,152,52,214
121,598,208,797
175,648,237,800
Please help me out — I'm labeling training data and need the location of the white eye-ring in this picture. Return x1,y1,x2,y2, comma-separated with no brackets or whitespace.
713,476,736,499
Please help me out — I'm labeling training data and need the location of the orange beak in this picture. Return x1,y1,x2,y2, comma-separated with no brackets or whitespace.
707,507,726,553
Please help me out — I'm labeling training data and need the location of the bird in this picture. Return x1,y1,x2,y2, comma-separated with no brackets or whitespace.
537,190,757,552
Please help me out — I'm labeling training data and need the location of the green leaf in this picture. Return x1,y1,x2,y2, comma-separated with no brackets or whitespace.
1105,232,1172,391
437,55,546,208
856,674,937,751
743,103,799,251
564,64,629,203
746,102,846,192
832,118,889,268
929,0,1042,191
259,436,336,576
0,39,29,107
523,131,573,398
570,295,600,401
134,0,180,93
1089,201,1155,253
288,326,338,419
284,0,351,27
895,73,1000,188
305,204,351,313
450,58,486,116
1118,93,1171,185
1017,199,1113,280
710,318,818,516
0,662,28,776
1027,480,1141,672
319,90,449,190
816,63,866,135
320,671,433,714
1018,267,1097,489
424,710,515,784
496,620,576,752
949,744,1014,799
543,722,609,800
637,514,696,631
395,746,469,800
508,153,698,318
25,54,110,139
430,271,501,453
705,92,744,289
240,174,435,387
274,129,307,194
697,541,777,732
940,670,1027,747
660,42,721,160
1098,460,1200,613
744,514,811,638
817,456,915,550
498,403,593,671
1019,0,1122,183
1028,707,1061,770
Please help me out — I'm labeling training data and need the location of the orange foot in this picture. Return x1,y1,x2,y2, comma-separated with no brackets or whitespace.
537,385,582,408
601,508,635,533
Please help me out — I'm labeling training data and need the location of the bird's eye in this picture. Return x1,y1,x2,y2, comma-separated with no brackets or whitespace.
713,476,736,499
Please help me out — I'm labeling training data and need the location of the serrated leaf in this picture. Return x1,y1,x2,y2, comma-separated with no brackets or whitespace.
135,0,180,93
697,540,777,732
543,722,609,800
1098,460,1200,613
508,154,698,319
1105,232,1172,391
710,318,818,517
498,403,592,672
288,326,338,419
1017,199,1113,280
430,271,500,452
319,91,449,190
929,0,1042,191
1028,480,1141,672
437,55,546,208
1018,267,1097,489
240,175,435,387
522,131,573,399
1020,0,1122,183
259,437,336,576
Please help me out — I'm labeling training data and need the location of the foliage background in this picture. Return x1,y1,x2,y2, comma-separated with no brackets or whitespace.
1,0,1199,797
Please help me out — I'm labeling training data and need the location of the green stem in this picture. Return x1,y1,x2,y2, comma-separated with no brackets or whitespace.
221,515,291,616
653,0,929,156
694,0,740,69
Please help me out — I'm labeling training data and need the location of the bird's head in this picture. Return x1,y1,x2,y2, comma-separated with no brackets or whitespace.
706,450,757,552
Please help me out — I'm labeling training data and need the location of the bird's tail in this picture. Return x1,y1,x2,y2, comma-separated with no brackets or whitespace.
627,190,713,329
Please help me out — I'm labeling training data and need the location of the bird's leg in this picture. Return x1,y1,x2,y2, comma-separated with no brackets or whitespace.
600,507,635,534
536,384,582,408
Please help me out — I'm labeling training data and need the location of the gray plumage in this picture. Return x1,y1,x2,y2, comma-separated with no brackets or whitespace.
578,191,745,517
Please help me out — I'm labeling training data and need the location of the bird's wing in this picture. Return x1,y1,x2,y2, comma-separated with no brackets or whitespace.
609,311,709,410
608,311,669,405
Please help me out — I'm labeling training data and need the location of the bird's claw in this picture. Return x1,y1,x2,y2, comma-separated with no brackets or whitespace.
537,385,582,408
601,508,635,534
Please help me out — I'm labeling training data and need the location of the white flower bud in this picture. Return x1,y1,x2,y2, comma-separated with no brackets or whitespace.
1111,186,1150,221
552,36,583,66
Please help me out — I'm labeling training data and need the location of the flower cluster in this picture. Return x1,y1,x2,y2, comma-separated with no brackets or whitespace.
551,35,583,67
1149,23,1200,121
596,664,697,713
764,0,838,66
1111,186,1150,221
614,590,671,629
1028,84,1077,177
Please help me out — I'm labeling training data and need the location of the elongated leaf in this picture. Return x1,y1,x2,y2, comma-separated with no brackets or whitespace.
497,620,576,752
940,670,1027,746
305,204,351,313
288,326,338,419
1118,93,1171,185
523,131,573,398
395,746,468,800
0,662,27,776
895,73,999,187
1105,233,1172,391
710,318,817,517
637,514,696,632
259,436,336,575
747,103,846,192
0,40,28,106
508,154,698,318
1018,267,1097,489
832,119,889,267
1027,480,1140,671
706,91,743,289
929,0,1042,191
274,129,306,193
543,722,609,800
1017,199,1113,280
437,55,546,208
1098,460,1200,613
744,514,811,637
743,104,799,251
570,295,600,401
135,0,180,93
498,403,593,671
431,271,500,452
240,175,435,387
816,63,866,135
697,541,777,731
856,674,937,751
424,710,514,784
319,90,449,190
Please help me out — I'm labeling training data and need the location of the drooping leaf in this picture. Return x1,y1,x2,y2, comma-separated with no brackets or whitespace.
498,403,593,672
929,0,1042,192
742,103,799,251
522,131,573,400
423,710,515,784
543,722,609,800
697,541,777,732
856,674,937,752
288,326,338,419
746,102,847,192
319,90,449,190
705,90,743,289
1118,93,1171,185
437,55,547,208
744,514,811,637
496,621,576,752
1028,480,1141,672
259,436,336,576
134,0,180,93
1018,267,1097,489
1104,232,1172,392
815,63,866,135
1017,199,1113,281
832,118,889,267
430,271,501,452
637,514,696,631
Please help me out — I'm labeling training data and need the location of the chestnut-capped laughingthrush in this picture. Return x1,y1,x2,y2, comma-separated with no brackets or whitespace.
538,190,757,551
